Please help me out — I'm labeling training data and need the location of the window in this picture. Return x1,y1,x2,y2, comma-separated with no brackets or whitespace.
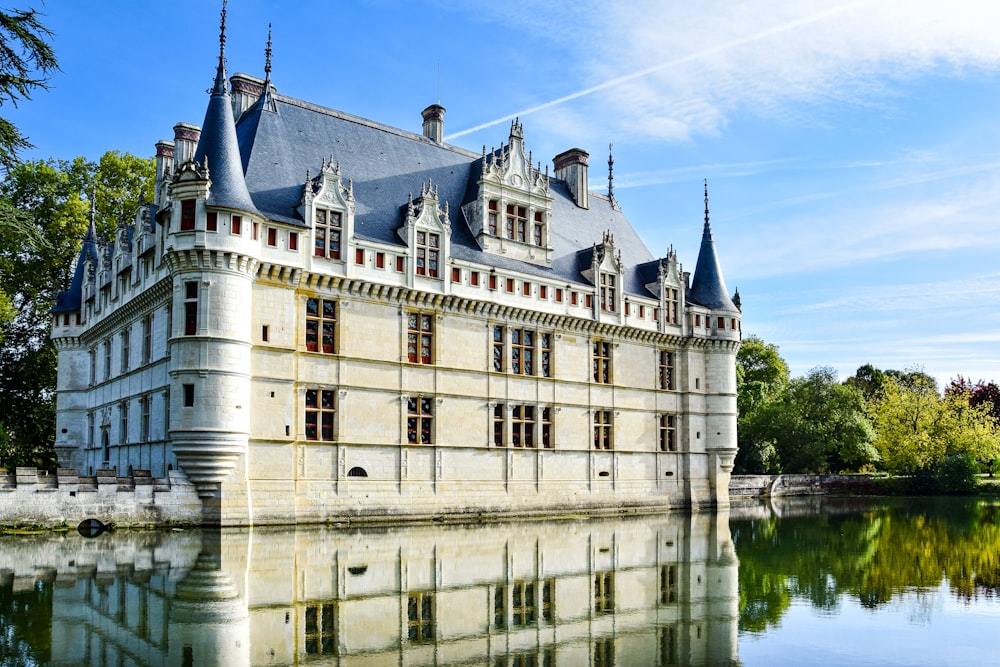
180,200,195,231
120,328,130,372
314,209,342,259
206,211,218,232
659,415,677,452
533,212,544,245
305,389,336,441
355,248,365,265
140,394,151,442
594,410,612,450
506,204,526,241
267,227,277,246
695,314,701,328
585,294,594,309
511,329,533,375
658,351,674,390
305,298,336,354
183,384,194,407
593,341,611,384
184,281,198,336
511,582,536,625
395,255,404,272
231,215,242,236
304,603,337,656
512,405,535,448
600,274,617,312
407,313,433,364
103,339,112,380
570,291,578,305
539,285,547,300
522,281,531,296
505,278,514,293
493,326,504,372
541,407,553,448
119,401,129,444
470,271,480,287
718,316,725,329
639,305,645,318
493,404,504,447
665,288,679,325
540,334,552,377
555,288,563,303
488,199,499,235
732,318,738,330
595,572,614,613
262,325,269,342
451,267,461,283
89,349,96,386
415,231,440,277
407,592,434,642
142,315,152,364
164,388,171,434
375,251,384,268
407,397,433,444
489,274,498,290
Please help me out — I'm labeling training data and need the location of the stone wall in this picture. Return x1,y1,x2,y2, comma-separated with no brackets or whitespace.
730,474,874,500
0,467,202,528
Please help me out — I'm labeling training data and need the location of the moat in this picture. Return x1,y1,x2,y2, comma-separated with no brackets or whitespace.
1,497,998,666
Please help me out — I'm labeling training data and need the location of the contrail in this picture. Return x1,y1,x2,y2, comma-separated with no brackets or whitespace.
445,0,869,141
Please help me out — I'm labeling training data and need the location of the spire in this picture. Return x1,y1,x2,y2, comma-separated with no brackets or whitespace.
688,179,738,312
607,142,618,209
259,23,277,113
192,0,260,215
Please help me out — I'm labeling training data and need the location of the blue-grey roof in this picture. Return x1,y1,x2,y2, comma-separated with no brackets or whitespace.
236,94,660,295
194,59,261,216
687,220,738,312
52,224,98,314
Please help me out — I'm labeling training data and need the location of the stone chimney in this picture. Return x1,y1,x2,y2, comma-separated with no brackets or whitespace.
230,72,265,121
421,104,446,143
154,140,174,208
553,148,590,209
173,123,201,166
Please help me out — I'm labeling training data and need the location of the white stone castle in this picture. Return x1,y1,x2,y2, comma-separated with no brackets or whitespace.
50,9,741,525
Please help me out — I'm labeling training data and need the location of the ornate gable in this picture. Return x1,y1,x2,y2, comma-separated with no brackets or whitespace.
462,119,553,266
300,156,355,265
399,180,451,283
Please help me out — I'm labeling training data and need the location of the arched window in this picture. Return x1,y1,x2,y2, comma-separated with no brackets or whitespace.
347,466,368,478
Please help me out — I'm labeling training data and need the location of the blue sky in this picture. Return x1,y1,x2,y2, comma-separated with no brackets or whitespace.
12,0,1000,386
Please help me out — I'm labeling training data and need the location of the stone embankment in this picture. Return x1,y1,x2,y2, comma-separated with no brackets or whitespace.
0,467,202,528
730,474,875,500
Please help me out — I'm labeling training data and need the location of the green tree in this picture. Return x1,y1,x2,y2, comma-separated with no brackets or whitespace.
735,335,790,473
0,152,153,468
744,367,876,473
0,8,58,171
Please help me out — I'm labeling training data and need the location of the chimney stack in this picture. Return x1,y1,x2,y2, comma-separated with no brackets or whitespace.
154,140,174,208
230,72,266,121
553,148,590,209
421,104,446,144
173,123,201,166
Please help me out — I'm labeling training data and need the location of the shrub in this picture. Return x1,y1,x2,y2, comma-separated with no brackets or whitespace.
934,454,980,494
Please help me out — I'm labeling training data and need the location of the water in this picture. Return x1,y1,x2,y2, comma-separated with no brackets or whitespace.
0,497,997,666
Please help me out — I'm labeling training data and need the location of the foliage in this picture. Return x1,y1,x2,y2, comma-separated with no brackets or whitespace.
741,366,876,473
0,8,59,172
933,454,980,495
0,152,153,468
735,335,789,473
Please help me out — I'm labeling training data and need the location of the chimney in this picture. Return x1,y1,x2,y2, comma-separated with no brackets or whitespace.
230,72,266,120
421,104,446,143
154,140,174,208
173,123,201,165
553,148,590,209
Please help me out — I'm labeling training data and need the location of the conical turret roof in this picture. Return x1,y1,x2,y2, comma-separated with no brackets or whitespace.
192,3,260,216
687,181,738,312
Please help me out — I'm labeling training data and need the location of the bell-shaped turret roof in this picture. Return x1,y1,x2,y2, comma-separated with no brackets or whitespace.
687,181,738,312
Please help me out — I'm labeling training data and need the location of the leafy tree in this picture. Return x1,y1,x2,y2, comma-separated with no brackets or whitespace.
0,152,153,468
0,8,58,172
735,335,789,473
743,366,876,473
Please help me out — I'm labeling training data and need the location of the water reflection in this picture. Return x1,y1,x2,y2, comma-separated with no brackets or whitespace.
0,513,739,666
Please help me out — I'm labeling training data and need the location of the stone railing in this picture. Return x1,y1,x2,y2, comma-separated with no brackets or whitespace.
0,467,203,528
730,474,876,500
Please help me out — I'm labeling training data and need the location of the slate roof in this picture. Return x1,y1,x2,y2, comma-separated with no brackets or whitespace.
236,94,660,295
687,218,738,313
52,222,98,314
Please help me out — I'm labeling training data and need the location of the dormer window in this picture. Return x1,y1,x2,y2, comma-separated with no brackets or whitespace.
416,231,440,278
488,200,499,235
533,212,544,245
314,209,342,260
600,273,617,312
506,204,527,242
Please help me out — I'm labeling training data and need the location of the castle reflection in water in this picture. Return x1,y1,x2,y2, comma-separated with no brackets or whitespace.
0,512,739,666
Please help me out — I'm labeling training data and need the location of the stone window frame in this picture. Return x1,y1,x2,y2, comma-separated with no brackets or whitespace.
406,312,434,365
313,208,343,260
593,410,613,450
658,414,677,452
305,297,337,354
657,350,675,390
415,230,440,278
406,396,434,445
592,340,612,384
305,387,336,442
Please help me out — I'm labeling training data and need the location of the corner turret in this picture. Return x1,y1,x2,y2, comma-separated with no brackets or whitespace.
687,180,738,313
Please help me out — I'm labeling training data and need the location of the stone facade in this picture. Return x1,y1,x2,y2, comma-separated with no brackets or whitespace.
50,11,741,526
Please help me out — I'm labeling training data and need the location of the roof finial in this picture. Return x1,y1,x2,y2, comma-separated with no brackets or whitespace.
264,23,272,81
84,183,98,242
703,178,711,233
608,142,615,202
212,0,229,95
